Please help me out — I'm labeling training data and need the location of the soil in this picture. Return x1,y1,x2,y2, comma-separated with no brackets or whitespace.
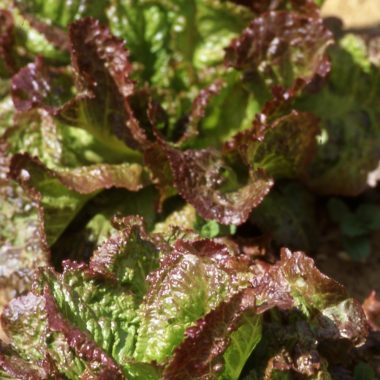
316,231,380,301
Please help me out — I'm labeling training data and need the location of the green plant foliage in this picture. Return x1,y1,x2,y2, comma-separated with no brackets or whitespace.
0,0,378,378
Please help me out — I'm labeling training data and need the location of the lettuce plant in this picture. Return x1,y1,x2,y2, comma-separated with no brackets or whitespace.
0,0,379,378
0,217,369,379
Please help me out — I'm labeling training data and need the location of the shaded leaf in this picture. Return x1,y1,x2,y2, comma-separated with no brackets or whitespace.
297,34,380,196
250,181,317,251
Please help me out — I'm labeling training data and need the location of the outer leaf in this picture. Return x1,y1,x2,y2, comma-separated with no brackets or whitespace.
266,249,368,345
0,174,49,309
163,289,261,380
54,162,150,193
134,239,253,363
2,291,123,379
9,153,90,245
8,94,151,194
63,17,149,150
162,142,273,225
225,9,332,92
11,18,147,153
2,216,165,378
37,265,141,373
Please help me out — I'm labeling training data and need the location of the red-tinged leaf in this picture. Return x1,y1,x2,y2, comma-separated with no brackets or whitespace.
178,80,224,143
11,57,73,112
257,249,369,345
225,10,333,90
43,287,124,379
65,17,147,149
0,346,49,380
56,162,150,193
90,216,161,297
9,153,90,246
363,291,380,331
0,153,50,309
144,142,176,208
11,18,151,152
226,87,320,179
163,289,259,380
10,152,149,194
15,12,69,52
161,142,273,225
0,10,15,74
134,237,254,364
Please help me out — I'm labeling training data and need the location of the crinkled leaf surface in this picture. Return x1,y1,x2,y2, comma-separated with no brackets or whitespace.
90,217,161,299
107,0,252,130
164,288,262,380
226,88,320,179
0,178,48,309
0,221,370,379
134,239,253,363
225,8,332,95
9,153,90,246
162,142,273,225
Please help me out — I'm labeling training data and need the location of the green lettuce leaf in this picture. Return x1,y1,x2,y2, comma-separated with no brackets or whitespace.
90,216,161,298
0,220,370,379
14,0,108,28
0,1,68,66
226,88,320,179
107,0,252,130
9,153,90,246
134,239,253,363
2,219,164,378
163,289,261,380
